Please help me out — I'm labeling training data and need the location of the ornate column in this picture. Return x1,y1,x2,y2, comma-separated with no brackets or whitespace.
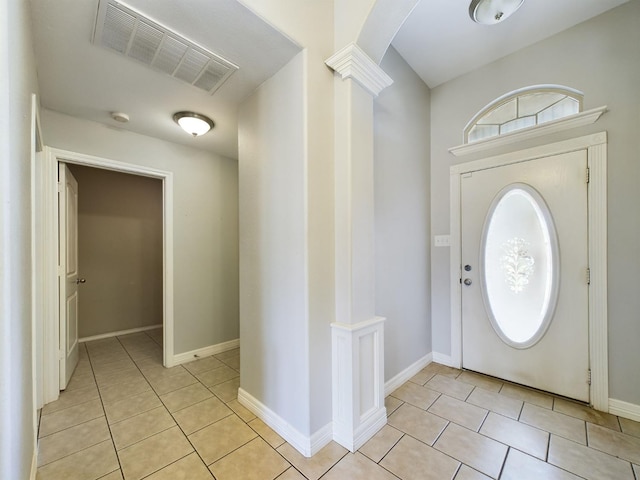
325,43,393,451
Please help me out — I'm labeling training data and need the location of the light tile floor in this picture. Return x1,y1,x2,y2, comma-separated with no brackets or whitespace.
36,329,640,480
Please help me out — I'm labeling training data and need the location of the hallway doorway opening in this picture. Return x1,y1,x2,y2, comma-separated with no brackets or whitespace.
36,148,175,405
67,164,164,343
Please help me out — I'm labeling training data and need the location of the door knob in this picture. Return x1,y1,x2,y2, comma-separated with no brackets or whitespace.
463,278,472,286
76,278,86,284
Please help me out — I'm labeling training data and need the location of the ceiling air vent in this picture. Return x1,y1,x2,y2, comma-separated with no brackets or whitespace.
93,0,238,95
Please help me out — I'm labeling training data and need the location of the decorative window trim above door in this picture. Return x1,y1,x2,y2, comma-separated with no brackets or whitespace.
449,132,608,412
464,85,585,144
449,106,607,157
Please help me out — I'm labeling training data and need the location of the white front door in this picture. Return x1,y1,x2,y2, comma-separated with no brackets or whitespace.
461,150,590,402
59,164,80,389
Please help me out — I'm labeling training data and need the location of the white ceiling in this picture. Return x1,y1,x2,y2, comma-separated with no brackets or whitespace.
392,0,630,88
29,0,301,159
30,0,630,159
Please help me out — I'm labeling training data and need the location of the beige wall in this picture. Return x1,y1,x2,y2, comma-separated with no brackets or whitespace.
68,165,163,338
42,110,239,355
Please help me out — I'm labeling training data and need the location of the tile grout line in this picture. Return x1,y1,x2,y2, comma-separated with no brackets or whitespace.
114,334,217,478
516,396,525,421
585,417,590,447
362,456,403,480
476,407,491,433
372,430,405,466
44,340,639,480
38,398,103,438
451,463,463,480
91,337,131,479
394,366,636,480
37,343,124,478
313,448,350,480
548,432,633,479
546,434,591,480
117,334,274,479
136,451,194,480
420,424,489,480
544,428,551,462
496,446,510,479
274,466,308,480
46,336,249,479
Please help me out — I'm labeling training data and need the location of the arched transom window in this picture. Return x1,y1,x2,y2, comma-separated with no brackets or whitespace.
465,86,584,144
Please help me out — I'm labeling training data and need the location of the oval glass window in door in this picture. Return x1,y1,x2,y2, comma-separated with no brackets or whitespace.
480,183,559,348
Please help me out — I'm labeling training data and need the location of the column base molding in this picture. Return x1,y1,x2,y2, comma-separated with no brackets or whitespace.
331,316,386,452
333,404,387,452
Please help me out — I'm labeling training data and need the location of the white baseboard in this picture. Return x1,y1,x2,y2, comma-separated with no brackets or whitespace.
432,352,455,367
30,446,37,480
384,353,432,396
333,407,388,452
79,324,162,343
238,387,332,458
171,339,240,366
609,398,640,422
310,422,334,456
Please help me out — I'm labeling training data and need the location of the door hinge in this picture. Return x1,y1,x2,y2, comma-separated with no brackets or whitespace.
59,349,64,360
588,369,592,385
586,167,590,184
587,267,591,285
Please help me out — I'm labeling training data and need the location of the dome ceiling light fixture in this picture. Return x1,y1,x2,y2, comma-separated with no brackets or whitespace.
469,0,525,25
173,111,215,137
111,112,129,123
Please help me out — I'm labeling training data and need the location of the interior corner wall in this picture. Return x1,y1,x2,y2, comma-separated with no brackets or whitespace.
67,165,163,338
40,110,239,355
430,1,640,405
237,1,336,436
374,46,432,381
238,51,311,436
0,0,39,478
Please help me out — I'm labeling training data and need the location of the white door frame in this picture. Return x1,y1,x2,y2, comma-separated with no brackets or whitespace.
39,147,175,403
449,132,608,411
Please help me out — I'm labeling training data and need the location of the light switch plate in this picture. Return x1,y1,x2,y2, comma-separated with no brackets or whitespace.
434,235,450,247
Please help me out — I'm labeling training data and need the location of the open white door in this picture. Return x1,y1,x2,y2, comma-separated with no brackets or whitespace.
59,163,80,389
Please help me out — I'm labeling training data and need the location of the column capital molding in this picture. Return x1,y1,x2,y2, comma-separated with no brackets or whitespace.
325,43,393,97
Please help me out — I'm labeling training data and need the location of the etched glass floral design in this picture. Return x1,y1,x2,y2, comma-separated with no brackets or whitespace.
500,237,535,293
481,184,559,347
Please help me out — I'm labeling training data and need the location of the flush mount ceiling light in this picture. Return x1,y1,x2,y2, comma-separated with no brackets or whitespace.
173,111,215,137
111,112,129,123
469,0,524,25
